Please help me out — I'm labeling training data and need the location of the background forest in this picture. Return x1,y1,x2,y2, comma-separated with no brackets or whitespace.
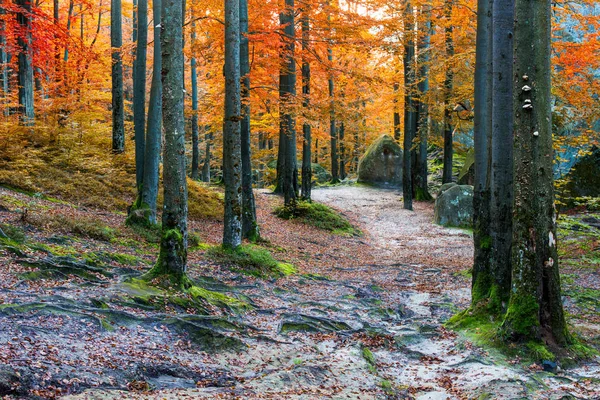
0,0,599,398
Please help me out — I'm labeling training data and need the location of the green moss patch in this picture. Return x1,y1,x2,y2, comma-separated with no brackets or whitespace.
275,200,358,235
206,244,297,278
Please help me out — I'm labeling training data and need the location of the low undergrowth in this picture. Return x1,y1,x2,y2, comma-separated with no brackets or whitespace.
275,200,358,236
206,244,297,279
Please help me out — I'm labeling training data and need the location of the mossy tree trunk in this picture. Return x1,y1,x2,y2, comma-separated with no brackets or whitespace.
442,1,454,185
223,0,243,248
301,6,312,201
133,0,147,192
191,14,200,180
471,0,494,308
279,0,298,207
414,8,432,202
489,0,514,308
16,0,34,125
402,0,415,211
111,0,125,152
505,0,570,345
202,130,212,182
139,0,162,225
240,0,259,241
147,0,188,281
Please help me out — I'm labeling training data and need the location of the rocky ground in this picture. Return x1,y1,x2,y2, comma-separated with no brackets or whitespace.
0,185,599,399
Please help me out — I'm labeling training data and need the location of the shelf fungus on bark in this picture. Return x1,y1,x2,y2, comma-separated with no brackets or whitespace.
533,131,539,137
523,99,533,110
522,85,531,92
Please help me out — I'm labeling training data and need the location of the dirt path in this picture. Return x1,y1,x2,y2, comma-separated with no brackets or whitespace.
1,185,599,399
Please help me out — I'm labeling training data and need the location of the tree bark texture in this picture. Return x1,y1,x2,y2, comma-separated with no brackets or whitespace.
223,0,243,247
111,0,125,152
133,0,148,190
17,0,34,125
402,1,415,211
506,0,569,345
442,1,454,184
301,6,312,201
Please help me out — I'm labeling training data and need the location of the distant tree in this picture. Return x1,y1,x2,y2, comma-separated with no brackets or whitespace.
139,0,162,224
442,0,454,184
300,2,312,201
111,0,125,152
191,16,200,180
133,0,148,192
279,0,298,206
223,0,243,248
240,0,259,240
414,8,432,202
202,131,212,182
144,0,188,281
402,0,415,211
16,0,34,125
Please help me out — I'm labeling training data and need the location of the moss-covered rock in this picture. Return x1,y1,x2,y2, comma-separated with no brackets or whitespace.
434,184,474,228
357,135,403,186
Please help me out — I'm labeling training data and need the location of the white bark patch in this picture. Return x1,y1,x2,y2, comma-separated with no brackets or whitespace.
549,231,555,248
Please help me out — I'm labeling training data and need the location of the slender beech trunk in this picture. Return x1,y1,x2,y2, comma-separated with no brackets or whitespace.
300,5,311,201
147,0,187,280
471,0,495,307
489,0,514,307
339,121,346,180
1,2,9,109
328,46,339,183
17,0,34,125
393,81,401,141
111,0,125,152
505,0,569,345
414,9,432,201
442,1,454,184
314,138,318,163
279,0,298,207
223,0,243,248
201,131,212,182
139,0,162,225
190,18,199,180
240,0,259,240
402,1,415,210
133,0,148,191
64,0,74,63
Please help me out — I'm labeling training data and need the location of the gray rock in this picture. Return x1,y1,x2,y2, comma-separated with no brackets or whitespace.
357,135,403,186
437,182,457,196
434,185,474,228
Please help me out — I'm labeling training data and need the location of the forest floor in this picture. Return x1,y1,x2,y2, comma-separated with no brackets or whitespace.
0,184,599,399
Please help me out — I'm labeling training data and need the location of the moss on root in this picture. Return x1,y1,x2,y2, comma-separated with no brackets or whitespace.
501,294,540,339
206,244,297,279
274,200,358,235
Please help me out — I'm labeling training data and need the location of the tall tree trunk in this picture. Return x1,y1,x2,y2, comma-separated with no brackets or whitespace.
300,5,311,201
240,0,259,240
489,0,514,308
328,46,339,184
314,138,318,163
139,0,162,225
223,0,243,248
393,81,400,141
146,0,187,280
133,0,148,192
442,1,454,184
414,8,432,201
190,17,199,180
402,1,415,211
505,0,570,345
279,0,298,207
17,0,34,125
202,131,212,182
63,0,74,63
0,3,8,111
471,0,495,307
111,0,125,152
339,121,346,180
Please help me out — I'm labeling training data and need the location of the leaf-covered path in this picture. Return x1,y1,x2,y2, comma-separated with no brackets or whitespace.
0,185,599,399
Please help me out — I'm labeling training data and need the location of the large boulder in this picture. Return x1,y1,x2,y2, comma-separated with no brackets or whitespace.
434,185,473,228
357,135,403,186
